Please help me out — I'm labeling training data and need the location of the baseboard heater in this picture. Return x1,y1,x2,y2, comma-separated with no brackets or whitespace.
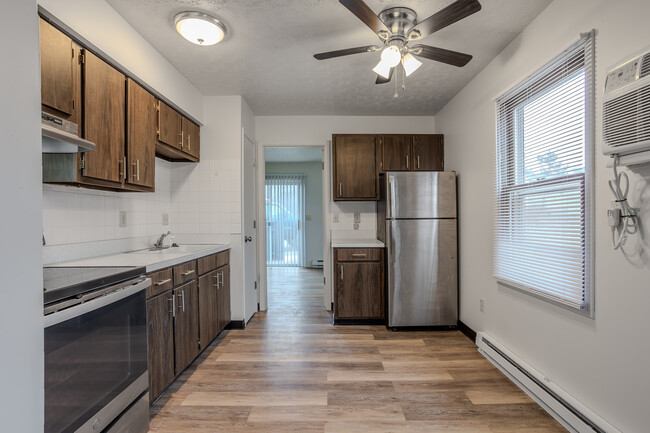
309,259,323,269
476,332,620,433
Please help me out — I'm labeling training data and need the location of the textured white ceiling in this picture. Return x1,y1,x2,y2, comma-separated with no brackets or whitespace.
106,0,551,115
265,147,323,162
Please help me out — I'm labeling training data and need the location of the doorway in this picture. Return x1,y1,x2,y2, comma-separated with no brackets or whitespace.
263,147,324,309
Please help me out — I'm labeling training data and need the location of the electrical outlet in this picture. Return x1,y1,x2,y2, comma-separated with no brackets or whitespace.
119,211,127,227
354,212,361,223
162,213,169,226
480,298,485,313
353,222,360,230
332,213,339,223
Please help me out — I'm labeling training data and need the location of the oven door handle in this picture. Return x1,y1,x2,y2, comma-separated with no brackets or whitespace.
44,278,151,328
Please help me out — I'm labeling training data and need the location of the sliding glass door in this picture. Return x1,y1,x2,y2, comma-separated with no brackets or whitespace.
265,174,306,267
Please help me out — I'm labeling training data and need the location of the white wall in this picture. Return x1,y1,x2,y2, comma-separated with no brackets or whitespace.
435,0,650,431
265,162,324,266
38,0,203,121
0,1,43,430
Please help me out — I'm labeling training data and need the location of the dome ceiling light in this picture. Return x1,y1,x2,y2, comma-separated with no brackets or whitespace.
174,11,227,46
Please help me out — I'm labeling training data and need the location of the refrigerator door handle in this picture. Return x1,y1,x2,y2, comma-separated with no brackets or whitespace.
340,264,344,281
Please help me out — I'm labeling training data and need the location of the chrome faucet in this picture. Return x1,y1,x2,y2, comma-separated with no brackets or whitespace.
153,231,171,249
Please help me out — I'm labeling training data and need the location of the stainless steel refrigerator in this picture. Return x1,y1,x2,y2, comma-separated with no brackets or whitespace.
377,171,458,327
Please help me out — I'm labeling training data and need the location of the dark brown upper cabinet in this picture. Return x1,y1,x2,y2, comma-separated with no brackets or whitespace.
82,50,125,185
412,135,444,171
156,101,200,162
377,134,444,173
182,117,201,160
126,79,156,190
332,134,378,201
379,135,412,171
39,18,81,127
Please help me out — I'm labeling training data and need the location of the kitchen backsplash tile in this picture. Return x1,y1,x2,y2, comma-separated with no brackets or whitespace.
43,158,242,263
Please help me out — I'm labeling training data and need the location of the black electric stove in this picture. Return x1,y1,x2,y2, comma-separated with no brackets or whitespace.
43,266,146,306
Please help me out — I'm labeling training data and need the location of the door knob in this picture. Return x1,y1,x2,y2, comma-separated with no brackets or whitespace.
244,236,252,242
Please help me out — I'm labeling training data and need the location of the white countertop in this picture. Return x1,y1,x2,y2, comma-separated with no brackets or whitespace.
331,239,385,248
46,244,231,273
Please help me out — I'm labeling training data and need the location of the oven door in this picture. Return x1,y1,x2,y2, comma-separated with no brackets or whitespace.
44,279,149,433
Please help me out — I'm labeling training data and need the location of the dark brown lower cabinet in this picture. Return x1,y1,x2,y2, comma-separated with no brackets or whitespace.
147,250,231,404
334,248,385,321
217,265,231,333
147,290,175,404
173,280,200,376
198,270,219,349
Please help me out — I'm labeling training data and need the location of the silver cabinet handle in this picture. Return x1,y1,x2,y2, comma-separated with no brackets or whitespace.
182,270,195,276
406,155,409,169
351,253,367,257
136,159,140,181
123,157,127,180
182,290,185,312
417,155,420,169
155,278,171,286
171,293,176,318
340,264,344,281
339,182,342,197
188,133,191,151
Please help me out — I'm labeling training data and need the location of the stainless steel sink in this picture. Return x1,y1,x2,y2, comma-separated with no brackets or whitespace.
129,245,217,255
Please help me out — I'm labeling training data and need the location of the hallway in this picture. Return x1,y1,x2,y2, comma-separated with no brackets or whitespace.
149,267,565,432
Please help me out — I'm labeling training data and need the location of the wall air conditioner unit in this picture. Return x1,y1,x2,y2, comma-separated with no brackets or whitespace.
603,46,650,159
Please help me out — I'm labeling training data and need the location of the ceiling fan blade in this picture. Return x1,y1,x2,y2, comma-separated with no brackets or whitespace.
412,45,473,67
314,45,379,60
375,68,394,84
408,0,481,40
339,0,390,34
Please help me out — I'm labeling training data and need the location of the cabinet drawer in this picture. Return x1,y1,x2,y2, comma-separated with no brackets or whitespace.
173,260,197,286
216,250,230,268
147,267,173,298
197,254,217,276
335,248,382,262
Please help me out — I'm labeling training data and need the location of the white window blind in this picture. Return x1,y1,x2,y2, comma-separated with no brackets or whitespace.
494,31,595,316
265,174,306,267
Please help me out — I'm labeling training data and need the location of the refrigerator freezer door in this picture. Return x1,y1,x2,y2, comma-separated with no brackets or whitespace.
387,218,458,327
386,171,457,219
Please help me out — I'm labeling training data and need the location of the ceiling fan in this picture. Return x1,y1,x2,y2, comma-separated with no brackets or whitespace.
314,0,482,84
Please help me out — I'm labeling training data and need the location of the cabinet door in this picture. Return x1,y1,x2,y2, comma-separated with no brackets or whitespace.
333,135,377,200
198,270,218,348
174,281,199,375
335,261,383,319
217,265,231,333
380,135,412,171
82,50,125,183
157,101,182,150
126,79,156,189
40,18,74,116
412,135,444,171
147,291,175,403
182,117,200,160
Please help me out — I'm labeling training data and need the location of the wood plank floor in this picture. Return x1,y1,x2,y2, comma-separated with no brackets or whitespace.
149,267,566,432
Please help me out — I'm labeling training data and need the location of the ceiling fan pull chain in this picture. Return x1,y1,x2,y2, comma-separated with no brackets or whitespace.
394,67,399,98
402,63,406,90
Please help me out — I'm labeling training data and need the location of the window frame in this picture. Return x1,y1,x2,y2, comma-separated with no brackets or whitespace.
494,31,595,317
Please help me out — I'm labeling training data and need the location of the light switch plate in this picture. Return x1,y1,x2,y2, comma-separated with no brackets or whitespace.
119,211,127,227
162,213,169,226
354,212,361,223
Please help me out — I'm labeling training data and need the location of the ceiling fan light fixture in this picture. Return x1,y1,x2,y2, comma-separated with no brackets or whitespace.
372,61,392,79
174,11,227,46
380,45,402,68
402,53,422,76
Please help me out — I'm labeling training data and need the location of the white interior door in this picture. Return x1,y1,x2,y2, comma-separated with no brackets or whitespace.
243,132,258,322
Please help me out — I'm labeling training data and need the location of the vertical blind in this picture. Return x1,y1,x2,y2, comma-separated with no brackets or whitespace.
494,31,595,315
265,174,306,267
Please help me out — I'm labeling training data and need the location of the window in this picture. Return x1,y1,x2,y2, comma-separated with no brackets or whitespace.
494,31,595,316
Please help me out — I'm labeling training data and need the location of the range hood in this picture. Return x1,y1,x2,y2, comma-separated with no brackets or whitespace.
41,112,96,153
